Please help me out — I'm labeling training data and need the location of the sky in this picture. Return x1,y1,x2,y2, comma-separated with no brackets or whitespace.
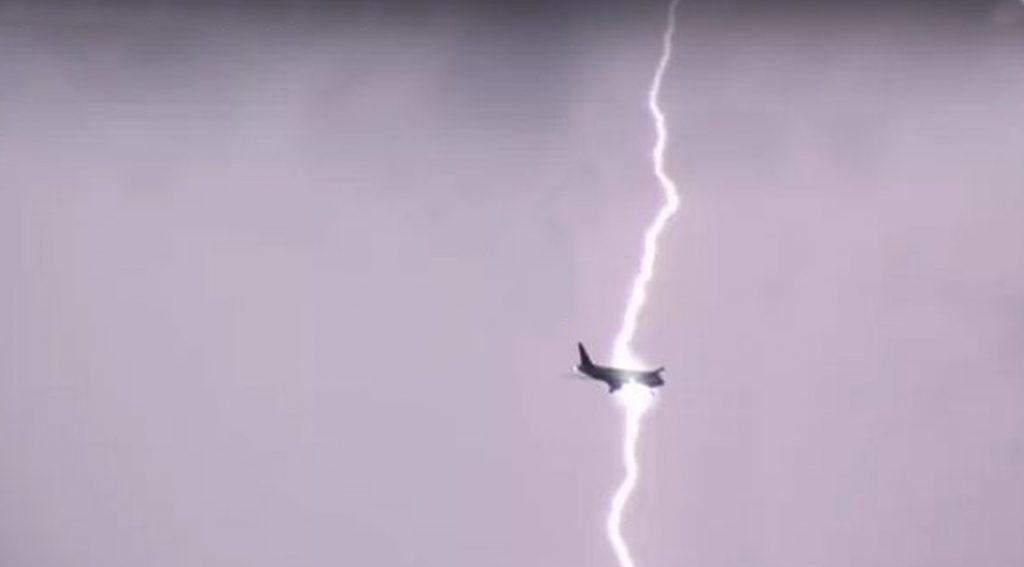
1,1,1023,566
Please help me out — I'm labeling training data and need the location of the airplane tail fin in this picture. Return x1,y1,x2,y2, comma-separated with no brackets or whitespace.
577,342,595,370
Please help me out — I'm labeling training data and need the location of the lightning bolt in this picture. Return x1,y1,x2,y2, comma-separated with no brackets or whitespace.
606,2,681,567
606,383,655,567
612,0,682,371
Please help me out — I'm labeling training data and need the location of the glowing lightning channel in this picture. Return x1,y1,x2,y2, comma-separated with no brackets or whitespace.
606,2,681,567
606,383,655,567
612,0,682,371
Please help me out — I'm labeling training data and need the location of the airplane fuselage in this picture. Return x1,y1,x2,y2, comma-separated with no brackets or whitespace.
575,343,665,393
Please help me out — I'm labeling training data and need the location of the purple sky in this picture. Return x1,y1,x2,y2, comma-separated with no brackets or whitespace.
1,2,1023,566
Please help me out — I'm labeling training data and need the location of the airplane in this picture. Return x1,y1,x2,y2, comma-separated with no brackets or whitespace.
574,342,665,393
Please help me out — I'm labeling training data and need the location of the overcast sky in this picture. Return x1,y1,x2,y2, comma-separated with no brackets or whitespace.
1,1,1023,566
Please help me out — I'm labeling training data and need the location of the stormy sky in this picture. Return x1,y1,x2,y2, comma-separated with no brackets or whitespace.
1,1,1023,566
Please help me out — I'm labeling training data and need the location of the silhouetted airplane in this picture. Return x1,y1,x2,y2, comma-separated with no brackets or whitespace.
574,342,665,393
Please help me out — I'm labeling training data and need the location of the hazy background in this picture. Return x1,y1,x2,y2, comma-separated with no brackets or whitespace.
1,1,1023,566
